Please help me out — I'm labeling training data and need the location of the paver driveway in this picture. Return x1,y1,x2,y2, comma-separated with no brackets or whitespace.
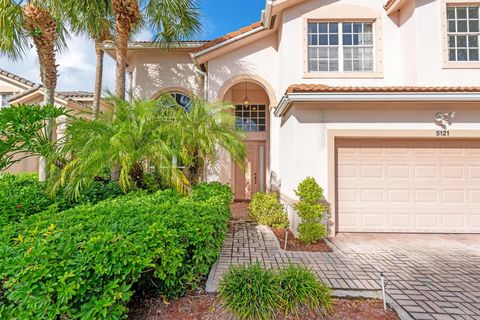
208,206,480,320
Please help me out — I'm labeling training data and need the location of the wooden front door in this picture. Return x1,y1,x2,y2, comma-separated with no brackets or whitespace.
234,141,266,201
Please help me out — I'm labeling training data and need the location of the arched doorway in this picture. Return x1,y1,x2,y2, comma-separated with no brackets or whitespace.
223,81,271,201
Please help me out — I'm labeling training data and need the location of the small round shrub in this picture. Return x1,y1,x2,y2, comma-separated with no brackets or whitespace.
294,177,328,243
278,265,331,316
298,222,326,244
219,264,282,320
249,192,289,229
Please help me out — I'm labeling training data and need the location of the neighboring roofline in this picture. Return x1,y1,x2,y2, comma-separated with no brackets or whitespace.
0,68,37,89
9,86,94,108
274,86,480,117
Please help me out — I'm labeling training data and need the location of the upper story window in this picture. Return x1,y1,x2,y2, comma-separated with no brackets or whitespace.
171,92,192,112
308,22,374,72
0,94,11,108
235,104,266,132
447,6,479,62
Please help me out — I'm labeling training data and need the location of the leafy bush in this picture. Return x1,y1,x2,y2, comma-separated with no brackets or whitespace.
249,192,289,229
295,177,328,244
0,183,232,319
278,265,331,316
219,264,331,320
219,264,282,320
0,173,55,224
0,173,123,225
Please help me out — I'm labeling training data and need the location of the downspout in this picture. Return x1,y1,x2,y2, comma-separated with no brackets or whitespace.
195,67,208,101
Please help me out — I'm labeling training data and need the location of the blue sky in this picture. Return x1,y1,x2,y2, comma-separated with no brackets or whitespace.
198,0,266,39
0,1,267,92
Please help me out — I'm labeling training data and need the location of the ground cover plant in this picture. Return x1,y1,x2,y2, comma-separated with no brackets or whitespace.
0,182,232,319
219,264,331,320
0,173,122,225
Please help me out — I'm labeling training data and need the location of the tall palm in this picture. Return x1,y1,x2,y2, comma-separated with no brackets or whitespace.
111,0,201,100
175,97,246,184
0,0,68,181
49,95,189,199
64,1,113,119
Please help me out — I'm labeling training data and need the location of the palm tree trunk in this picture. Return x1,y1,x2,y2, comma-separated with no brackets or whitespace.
111,0,140,181
22,3,58,182
114,19,129,100
93,40,104,119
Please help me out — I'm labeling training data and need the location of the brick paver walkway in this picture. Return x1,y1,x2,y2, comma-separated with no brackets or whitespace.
207,204,480,320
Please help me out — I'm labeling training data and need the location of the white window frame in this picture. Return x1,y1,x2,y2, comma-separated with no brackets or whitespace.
0,93,12,108
446,5,480,62
307,21,376,73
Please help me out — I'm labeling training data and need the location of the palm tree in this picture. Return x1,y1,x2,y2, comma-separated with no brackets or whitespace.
174,97,246,184
49,95,189,199
111,0,201,100
64,1,113,119
0,0,68,181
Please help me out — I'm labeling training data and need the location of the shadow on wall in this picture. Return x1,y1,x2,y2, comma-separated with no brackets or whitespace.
280,102,480,127
134,54,202,99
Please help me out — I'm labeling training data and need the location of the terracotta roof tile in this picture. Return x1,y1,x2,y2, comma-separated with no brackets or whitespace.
0,68,37,88
192,22,263,54
286,84,480,94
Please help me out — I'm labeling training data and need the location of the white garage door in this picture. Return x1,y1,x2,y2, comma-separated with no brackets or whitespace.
337,139,480,233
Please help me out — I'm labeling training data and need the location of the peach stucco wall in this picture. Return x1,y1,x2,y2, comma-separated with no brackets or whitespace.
127,0,480,210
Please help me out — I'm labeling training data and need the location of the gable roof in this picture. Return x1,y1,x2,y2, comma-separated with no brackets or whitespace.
9,86,94,109
0,68,37,89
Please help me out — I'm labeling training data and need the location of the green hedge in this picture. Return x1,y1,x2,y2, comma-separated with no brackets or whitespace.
0,183,232,319
0,173,122,225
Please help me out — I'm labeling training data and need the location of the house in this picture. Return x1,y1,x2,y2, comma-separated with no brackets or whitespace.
116,0,480,236
0,68,105,174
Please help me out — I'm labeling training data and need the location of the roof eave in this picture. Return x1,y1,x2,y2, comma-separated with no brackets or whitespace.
274,92,480,117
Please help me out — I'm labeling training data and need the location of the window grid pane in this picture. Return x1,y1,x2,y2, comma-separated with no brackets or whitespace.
447,6,480,62
308,21,374,72
342,22,374,72
307,22,339,72
235,105,266,132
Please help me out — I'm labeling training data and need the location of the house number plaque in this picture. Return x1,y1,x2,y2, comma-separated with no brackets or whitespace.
434,112,455,137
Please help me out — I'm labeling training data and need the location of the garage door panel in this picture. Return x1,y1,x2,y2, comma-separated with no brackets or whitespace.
337,139,480,233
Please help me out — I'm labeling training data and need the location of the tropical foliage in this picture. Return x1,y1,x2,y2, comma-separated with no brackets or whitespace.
0,183,232,319
295,177,328,244
49,94,245,199
0,173,122,226
109,0,201,99
0,0,70,180
0,104,68,171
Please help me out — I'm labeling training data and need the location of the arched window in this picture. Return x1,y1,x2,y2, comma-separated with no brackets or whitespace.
171,92,192,112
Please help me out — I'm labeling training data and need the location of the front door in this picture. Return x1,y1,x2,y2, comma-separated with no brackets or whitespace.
234,141,266,201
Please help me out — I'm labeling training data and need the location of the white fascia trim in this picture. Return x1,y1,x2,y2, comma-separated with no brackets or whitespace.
190,26,265,60
274,92,480,117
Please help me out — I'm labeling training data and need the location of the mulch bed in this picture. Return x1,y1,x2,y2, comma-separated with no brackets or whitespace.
272,228,333,252
129,294,399,320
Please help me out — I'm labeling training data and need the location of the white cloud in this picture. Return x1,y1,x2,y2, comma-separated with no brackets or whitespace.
0,34,116,93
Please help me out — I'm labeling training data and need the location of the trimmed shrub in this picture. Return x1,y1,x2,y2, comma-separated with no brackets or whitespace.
0,173,122,225
219,264,282,320
0,183,232,319
249,192,289,229
219,264,331,320
295,177,328,244
278,265,331,316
